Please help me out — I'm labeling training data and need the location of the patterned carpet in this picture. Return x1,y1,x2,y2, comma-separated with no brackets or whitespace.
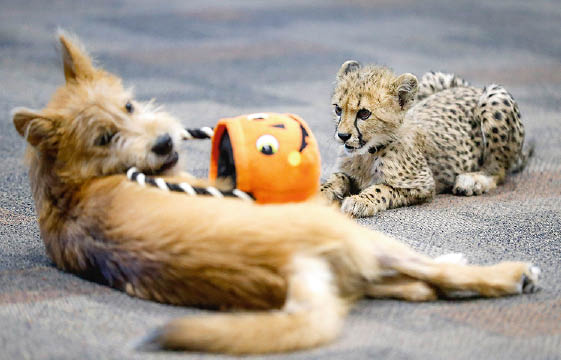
1,0,560,359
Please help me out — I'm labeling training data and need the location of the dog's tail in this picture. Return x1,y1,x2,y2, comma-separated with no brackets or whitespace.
416,71,470,101
137,255,347,355
138,298,346,354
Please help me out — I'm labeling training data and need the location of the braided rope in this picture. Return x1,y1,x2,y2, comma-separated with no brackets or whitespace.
126,167,254,201
182,127,214,140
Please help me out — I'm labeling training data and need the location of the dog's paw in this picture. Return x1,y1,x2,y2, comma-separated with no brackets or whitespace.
519,265,541,294
341,195,379,217
435,253,468,265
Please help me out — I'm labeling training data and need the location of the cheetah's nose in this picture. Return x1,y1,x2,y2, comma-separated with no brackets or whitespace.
338,132,351,142
152,134,173,156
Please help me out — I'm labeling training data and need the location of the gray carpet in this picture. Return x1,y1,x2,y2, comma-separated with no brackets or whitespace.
1,0,560,359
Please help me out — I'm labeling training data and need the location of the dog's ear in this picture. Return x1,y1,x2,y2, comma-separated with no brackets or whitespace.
337,60,361,80
393,73,418,110
12,107,56,148
57,30,96,82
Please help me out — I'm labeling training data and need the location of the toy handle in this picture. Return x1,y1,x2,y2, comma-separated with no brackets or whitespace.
126,168,254,201
182,127,214,140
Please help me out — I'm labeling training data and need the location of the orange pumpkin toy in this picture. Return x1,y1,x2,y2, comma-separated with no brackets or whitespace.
209,113,321,203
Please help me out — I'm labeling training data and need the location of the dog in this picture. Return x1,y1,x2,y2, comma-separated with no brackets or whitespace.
12,31,541,354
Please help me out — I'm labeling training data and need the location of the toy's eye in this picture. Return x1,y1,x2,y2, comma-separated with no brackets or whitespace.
125,101,134,114
94,132,116,146
334,105,342,116
256,135,279,155
357,109,371,120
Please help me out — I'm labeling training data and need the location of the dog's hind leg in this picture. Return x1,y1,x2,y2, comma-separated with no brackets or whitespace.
366,273,437,301
355,227,540,298
380,254,540,297
365,252,474,301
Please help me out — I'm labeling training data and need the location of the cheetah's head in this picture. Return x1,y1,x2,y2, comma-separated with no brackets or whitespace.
331,61,418,155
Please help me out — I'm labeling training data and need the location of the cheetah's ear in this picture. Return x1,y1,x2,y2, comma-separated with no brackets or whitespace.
337,60,361,80
393,73,418,110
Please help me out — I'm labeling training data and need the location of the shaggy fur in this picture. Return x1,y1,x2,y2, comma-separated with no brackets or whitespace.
13,34,540,355
322,61,531,217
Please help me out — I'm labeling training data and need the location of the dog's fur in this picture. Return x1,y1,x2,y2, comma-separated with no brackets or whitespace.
12,33,541,354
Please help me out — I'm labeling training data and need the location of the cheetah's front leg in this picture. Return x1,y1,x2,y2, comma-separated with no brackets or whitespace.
320,172,354,204
341,184,433,217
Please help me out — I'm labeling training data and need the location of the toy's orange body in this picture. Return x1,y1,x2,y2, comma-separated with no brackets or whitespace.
209,113,321,203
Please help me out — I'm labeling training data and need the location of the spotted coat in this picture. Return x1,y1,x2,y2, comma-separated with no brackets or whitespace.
321,65,531,217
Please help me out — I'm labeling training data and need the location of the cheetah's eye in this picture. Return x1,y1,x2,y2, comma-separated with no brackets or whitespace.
125,101,134,114
94,132,116,146
357,109,371,120
256,134,279,155
334,105,342,116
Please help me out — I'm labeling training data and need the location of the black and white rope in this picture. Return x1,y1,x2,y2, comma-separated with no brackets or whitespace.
182,127,214,140
126,167,254,201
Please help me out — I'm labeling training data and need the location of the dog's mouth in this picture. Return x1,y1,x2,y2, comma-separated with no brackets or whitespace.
142,151,179,176
159,151,179,172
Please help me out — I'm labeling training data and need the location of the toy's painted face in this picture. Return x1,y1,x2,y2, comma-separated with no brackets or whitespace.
249,111,310,159
210,113,321,203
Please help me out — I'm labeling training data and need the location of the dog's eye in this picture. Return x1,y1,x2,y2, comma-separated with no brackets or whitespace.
357,109,371,120
94,132,115,146
334,105,342,116
125,101,134,114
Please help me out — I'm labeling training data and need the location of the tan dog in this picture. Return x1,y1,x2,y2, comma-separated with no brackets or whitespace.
12,32,541,355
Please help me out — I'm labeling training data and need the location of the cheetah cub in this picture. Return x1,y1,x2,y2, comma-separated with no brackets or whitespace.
321,61,532,217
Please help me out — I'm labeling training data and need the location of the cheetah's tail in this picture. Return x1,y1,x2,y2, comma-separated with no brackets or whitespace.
509,139,535,173
416,71,470,101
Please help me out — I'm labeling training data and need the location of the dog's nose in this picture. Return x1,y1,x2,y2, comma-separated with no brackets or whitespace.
338,132,351,142
152,134,173,156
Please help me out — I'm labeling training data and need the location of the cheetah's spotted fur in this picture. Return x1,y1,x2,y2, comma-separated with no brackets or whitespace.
321,61,532,217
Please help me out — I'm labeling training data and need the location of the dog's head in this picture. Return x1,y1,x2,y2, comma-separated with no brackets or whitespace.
12,31,186,184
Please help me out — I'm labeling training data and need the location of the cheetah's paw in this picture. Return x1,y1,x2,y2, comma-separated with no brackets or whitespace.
453,173,495,196
341,195,379,218
320,185,345,203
